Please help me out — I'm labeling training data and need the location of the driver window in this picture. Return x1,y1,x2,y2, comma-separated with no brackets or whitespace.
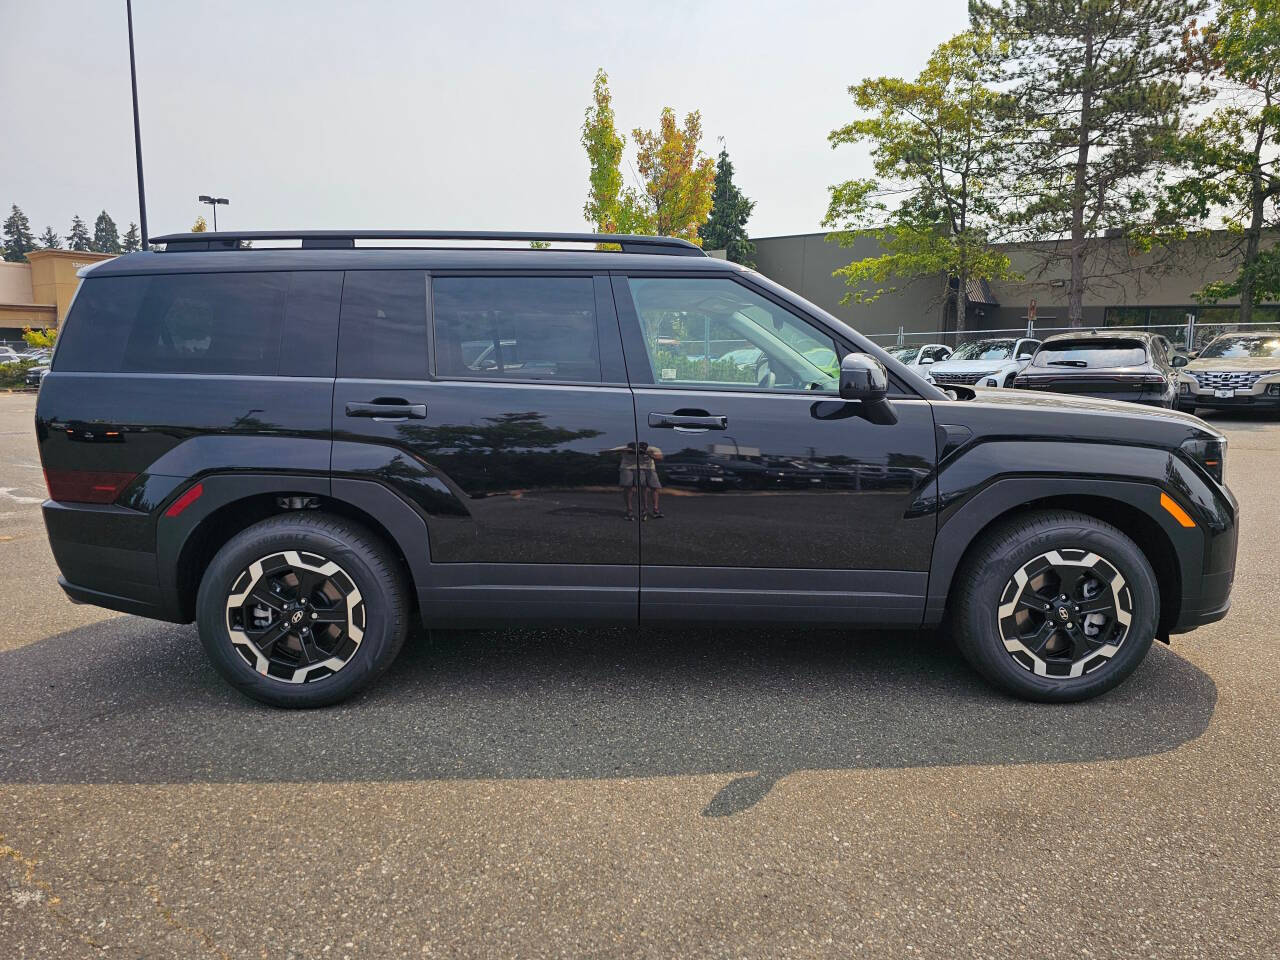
625,277,839,393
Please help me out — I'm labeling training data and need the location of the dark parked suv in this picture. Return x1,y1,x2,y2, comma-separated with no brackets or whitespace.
35,230,1237,707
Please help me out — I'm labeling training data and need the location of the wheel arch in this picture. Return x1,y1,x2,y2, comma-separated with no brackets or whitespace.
926,478,1198,640
159,474,431,623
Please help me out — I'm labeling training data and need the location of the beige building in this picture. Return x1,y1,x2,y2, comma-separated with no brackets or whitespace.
752,230,1280,344
0,249,116,342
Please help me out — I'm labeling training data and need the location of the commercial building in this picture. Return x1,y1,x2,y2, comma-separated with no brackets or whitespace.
0,249,115,342
751,230,1280,345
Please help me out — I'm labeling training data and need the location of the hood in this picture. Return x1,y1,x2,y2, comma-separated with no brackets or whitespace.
1186,356,1280,373
936,386,1221,449
928,357,1014,374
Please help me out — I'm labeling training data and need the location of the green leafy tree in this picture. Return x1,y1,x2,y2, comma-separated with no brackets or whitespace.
823,31,1017,332
632,108,716,244
971,0,1209,325
581,68,651,235
92,210,121,253
67,215,92,251
121,222,141,252
23,327,57,349
1164,0,1280,319
38,226,60,249
3,205,37,262
699,144,756,266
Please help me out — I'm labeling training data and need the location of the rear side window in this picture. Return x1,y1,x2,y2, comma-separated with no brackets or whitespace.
337,271,429,380
57,273,292,375
432,276,601,382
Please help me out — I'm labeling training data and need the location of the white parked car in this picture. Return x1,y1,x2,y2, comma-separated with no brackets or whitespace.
0,346,22,364
925,337,1041,389
886,342,952,371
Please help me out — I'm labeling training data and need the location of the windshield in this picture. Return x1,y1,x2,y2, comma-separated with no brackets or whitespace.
1198,334,1280,359
950,339,1015,361
888,346,917,362
1032,341,1147,368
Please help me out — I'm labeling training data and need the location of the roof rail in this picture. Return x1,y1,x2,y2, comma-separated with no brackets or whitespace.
149,229,707,257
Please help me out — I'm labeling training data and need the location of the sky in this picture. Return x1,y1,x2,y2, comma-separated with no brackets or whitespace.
2,0,967,243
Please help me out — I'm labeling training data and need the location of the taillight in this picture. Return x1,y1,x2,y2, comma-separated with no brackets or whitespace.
43,469,136,504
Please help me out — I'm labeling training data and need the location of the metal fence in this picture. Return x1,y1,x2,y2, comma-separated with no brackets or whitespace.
865,317,1280,353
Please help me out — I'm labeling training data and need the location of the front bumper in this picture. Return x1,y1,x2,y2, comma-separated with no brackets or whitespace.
1180,373,1280,410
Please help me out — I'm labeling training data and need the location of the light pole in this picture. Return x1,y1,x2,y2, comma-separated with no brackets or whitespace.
127,0,148,248
198,195,229,231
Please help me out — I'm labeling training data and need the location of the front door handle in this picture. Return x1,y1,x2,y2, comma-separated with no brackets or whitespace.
648,412,728,431
345,399,427,420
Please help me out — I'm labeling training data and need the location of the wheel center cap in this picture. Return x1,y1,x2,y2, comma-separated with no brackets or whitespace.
290,609,305,625
1057,606,1071,622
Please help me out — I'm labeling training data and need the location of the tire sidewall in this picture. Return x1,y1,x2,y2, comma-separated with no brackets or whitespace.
956,518,1158,702
196,518,404,708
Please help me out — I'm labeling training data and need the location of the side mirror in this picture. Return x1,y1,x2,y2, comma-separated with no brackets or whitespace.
919,356,935,365
840,353,888,402
1017,353,1034,362
1171,354,1189,368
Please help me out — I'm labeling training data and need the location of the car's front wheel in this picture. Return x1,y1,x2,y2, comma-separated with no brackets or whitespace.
951,510,1158,702
196,513,409,708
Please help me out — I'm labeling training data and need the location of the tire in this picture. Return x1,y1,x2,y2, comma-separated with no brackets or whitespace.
950,510,1158,703
196,512,409,708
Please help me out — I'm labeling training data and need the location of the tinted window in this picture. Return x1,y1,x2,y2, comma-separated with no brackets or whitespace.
1198,334,1280,359
1031,341,1148,368
57,273,290,375
623,277,838,392
280,272,343,378
337,271,429,380
432,277,601,382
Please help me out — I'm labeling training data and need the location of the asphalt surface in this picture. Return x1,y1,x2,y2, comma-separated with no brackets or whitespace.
0,391,1276,958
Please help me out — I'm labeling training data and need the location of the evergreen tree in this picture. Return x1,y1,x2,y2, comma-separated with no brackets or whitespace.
121,222,141,253
972,0,1209,324
67,215,92,251
38,226,60,249
93,210,121,253
2,205,37,262
699,145,757,267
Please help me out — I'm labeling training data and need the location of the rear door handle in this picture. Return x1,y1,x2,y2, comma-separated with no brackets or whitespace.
648,412,728,431
345,400,427,420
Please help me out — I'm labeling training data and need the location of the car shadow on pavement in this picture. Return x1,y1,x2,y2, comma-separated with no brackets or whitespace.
0,618,1217,816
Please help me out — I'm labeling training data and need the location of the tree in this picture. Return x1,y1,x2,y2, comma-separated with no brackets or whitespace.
1164,0,1280,320
699,144,757,266
581,68,651,235
632,108,716,244
972,0,1209,324
23,327,57,350
191,215,208,233
3,205,37,262
121,222,141,252
38,226,60,249
67,215,92,251
92,210,121,253
823,31,1017,331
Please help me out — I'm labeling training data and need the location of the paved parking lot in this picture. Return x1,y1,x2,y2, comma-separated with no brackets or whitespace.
1,391,1277,959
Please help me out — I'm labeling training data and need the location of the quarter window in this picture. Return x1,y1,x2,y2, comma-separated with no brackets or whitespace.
432,276,601,382
623,277,839,393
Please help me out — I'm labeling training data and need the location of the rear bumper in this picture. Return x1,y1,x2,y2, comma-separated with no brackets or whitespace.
43,499,185,622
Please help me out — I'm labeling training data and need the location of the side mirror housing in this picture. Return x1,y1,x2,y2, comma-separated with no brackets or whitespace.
919,356,935,365
1017,353,1034,362
1171,354,1189,368
839,353,889,402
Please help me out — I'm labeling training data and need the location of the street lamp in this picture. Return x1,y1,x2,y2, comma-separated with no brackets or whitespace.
198,195,229,230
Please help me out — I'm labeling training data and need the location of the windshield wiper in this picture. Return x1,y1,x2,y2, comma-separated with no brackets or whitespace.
1046,360,1088,367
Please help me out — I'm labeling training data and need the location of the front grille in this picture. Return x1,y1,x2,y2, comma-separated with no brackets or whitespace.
932,371,993,386
1194,370,1270,390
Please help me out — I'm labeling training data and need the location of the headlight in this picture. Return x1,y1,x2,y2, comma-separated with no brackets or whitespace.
1181,436,1226,485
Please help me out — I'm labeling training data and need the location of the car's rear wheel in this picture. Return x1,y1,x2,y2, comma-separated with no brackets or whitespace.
196,513,409,708
951,510,1158,702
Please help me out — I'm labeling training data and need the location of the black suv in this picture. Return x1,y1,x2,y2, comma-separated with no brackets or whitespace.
35,230,1237,707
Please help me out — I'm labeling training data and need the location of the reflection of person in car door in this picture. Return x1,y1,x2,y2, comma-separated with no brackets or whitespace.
619,441,664,520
